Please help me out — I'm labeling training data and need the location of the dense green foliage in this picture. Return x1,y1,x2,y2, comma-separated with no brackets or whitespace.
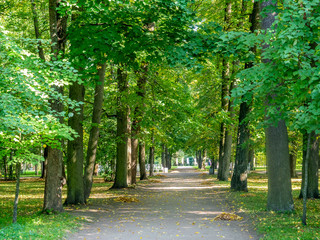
0,0,320,238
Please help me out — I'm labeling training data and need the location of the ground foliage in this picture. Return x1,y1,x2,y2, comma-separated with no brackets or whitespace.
209,171,320,239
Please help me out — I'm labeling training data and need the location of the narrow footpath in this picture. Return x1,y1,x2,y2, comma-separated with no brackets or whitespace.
68,167,259,240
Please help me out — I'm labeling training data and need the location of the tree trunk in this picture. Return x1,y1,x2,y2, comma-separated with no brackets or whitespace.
131,64,148,184
261,0,293,212
112,67,129,189
289,153,297,178
43,0,67,213
131,137,138,184
265,120,293,211
299,131,319,199
83,62,106,202
197,150,201,169
3,156,7,180
302,133,311,225
127,122,132,185
41,147,48,179
139,142,147,180
161,144,166,169
220,79,235,181
165,147,170,170
12,162,21,223
202,149,206,170
218,59,230,180
43,146,64,212
65,81,85,205
231,101,250,191
149,132,155,177
30,0,45,60
231,0,259,191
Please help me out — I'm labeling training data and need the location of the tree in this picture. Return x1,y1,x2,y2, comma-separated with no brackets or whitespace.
43,0,68,213
112,67,129,189
231,0,260,192
261,0,293,212
83,63,107,202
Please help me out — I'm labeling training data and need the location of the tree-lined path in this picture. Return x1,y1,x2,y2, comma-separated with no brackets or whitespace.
68,168,258,240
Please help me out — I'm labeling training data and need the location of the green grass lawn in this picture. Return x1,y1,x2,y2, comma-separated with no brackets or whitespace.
208,171,320,240
0,178,80,239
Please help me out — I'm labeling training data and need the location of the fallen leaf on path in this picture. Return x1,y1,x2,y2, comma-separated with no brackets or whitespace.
149,179,162,183
114,197,139,203
214,213,243,221
155,174,167,178
200,181,212,186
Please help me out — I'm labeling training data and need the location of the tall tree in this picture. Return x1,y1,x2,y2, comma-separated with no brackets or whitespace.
30,0,45,60
112,67,129,189
261,0,293,212
131,64,148,184
83,63,107,202
231,0,260,191
299,131,319,199
43,0,67,213
65,77,85,205
217,0,232,181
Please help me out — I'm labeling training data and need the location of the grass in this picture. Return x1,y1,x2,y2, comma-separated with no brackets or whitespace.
208,171,320,240
0,178,81,240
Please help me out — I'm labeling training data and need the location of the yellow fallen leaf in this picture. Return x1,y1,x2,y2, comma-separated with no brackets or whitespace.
214,213,243,221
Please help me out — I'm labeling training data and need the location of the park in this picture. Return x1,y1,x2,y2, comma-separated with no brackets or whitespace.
1,0,320,239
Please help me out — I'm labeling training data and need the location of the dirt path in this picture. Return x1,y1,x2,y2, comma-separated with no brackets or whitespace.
67,167,259,240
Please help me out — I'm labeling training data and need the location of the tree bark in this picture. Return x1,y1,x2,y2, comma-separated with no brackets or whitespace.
43,0,67,213
218,58,230,180
12,162,21,223
65,81,85,205
139,142,147,180
30,0,45,60
261,0,293,212
231,0,259,191
127,122,132,185
43,146,64,212
299,131,319,199
41,147,48,179
289,153,297,178
161,144,166,169
112,67,129,189
131,64,148,184
3,155,7,180
231,101,250,191
83,63,106,202
149,132,155,176
165,147,171,170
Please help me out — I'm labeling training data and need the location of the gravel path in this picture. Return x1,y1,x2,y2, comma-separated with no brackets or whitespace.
67,167,260,240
